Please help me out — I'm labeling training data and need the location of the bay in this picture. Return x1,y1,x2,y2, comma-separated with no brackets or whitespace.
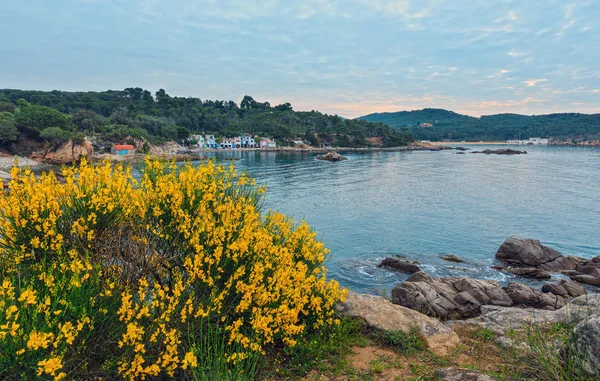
200,145,600,294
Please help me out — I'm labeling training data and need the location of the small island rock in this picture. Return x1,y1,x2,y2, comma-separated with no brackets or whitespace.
471,148,527,155
378,257,421,274
440,254,466,263
316,151,347,161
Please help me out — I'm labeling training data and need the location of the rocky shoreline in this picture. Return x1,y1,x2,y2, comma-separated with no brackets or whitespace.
340,236,600,377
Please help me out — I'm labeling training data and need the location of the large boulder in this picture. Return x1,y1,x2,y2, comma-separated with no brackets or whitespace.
336,291,460,356
569,256,600,286
31,139,94,164
495,236,581,271
392,272,580,319
571,316,600,376
391,272,513,319
505,267,551,279
504,282,566,310
451,294,600,334
378,257,420,274
557,279,587,297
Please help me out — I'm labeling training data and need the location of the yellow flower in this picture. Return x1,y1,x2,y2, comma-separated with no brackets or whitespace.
181,351,197,369
18,288,37,305
37,356,63,376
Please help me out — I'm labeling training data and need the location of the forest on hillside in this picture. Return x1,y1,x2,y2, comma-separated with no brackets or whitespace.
359,108,600,141
0,88,412,149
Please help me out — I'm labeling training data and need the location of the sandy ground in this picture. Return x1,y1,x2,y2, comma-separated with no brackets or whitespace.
0,156,44,172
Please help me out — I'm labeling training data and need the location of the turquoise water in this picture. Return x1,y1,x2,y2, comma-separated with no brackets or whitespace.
201,146,600,294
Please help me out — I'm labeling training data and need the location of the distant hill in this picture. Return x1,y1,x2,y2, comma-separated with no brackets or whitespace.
0,88,412,151
358,108,600,141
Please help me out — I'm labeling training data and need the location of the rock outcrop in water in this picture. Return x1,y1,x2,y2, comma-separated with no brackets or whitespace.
495,236,600,287
471,149,527,155
502,267,552,279
378,257,421,274
440,254,466,263
390,272,587,319
391,272,513,319
316,151,347,161
495,236,582,270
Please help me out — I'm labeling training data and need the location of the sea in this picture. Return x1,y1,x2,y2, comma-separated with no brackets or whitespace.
200,145,600,294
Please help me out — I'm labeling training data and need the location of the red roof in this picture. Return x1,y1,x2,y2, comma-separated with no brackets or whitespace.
114,145,135,150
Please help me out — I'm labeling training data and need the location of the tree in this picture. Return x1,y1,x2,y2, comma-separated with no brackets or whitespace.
40,127,72,143
14,103,69,132
0,112,19,144
0,102,15,113
274,102,293,111
240,95,256,109
71,109,105,133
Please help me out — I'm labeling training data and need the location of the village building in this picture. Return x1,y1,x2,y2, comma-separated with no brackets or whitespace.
292,138,304,145
260,139,277,149
507,137,549,145
192,135,206,148
241,134,256,148
111,144,136,156
204,135,218,148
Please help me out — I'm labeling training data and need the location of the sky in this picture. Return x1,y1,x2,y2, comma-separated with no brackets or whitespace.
1,0,599,118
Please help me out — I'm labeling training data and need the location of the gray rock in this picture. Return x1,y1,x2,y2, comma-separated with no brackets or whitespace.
495,236,580,270
570,294,600,308
558,280,587,297
392,272,513,319
435,367,500,381
504,282,566,310
542,283,569,297
576,261,600,278
316,151,347,161
378,257,420,274
569,274,600,286
450,296,600,334
506,267,551,279
572,316,600,376
440,254,466,263
336,291,460,356
471,149,527,155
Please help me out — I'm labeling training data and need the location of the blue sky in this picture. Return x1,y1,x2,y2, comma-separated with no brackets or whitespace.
1,0,599,118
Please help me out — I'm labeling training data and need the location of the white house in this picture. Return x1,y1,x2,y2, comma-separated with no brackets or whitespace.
293,138,304,146
241,134,256,148
190,134,206,148
205,135,218,148
509,137,549,145
260,139,277,149
220,138,235,149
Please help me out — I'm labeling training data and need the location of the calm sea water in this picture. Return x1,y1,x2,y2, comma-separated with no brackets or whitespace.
200,145,600,294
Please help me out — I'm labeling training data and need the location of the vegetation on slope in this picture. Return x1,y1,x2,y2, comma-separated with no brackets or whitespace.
0,159,346,380
0,89,412,149
359,108,600,141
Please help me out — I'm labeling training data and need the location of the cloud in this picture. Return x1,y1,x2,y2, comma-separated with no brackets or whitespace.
0,0,599,118
524,79,547,87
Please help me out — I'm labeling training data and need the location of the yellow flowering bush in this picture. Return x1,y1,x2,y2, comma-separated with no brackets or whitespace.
0,158,346,380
